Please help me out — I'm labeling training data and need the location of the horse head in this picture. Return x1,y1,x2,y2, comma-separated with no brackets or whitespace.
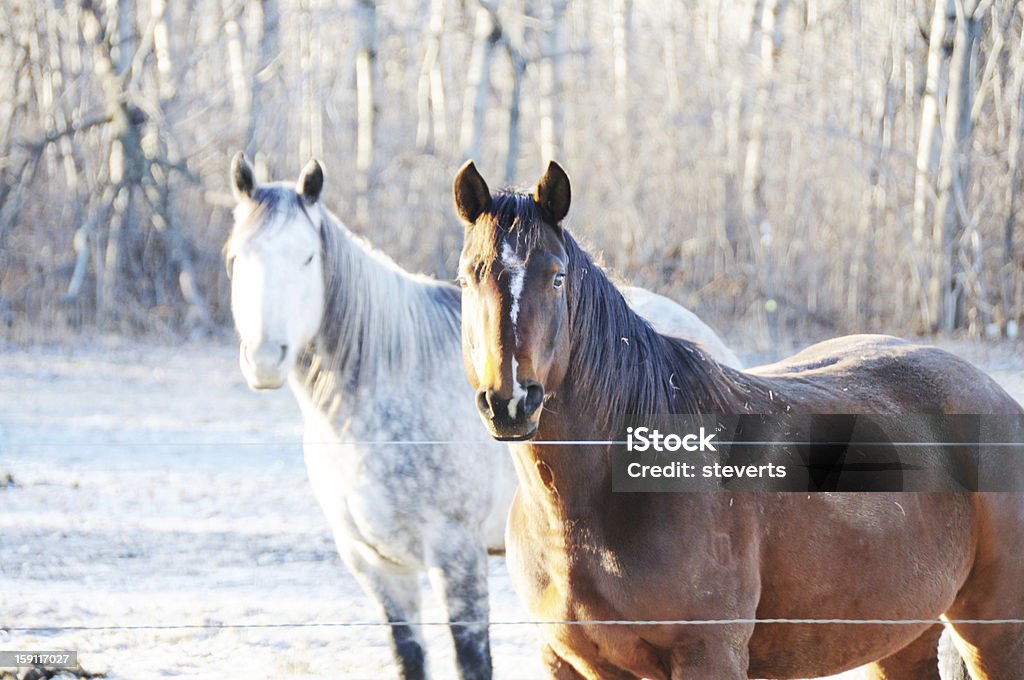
225,152,327,390
453,160,573,440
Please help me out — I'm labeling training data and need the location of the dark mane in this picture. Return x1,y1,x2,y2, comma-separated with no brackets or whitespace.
560,229,745,423
489,189,747,427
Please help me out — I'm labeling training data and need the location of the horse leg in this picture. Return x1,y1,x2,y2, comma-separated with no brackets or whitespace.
425,525,492,680
541,644,587,680
667,632,750,680
944,620,1024,680
942,495,1024,680
339,543,427,680
540,643,642,680
944,613,1024,679
863,624,970,680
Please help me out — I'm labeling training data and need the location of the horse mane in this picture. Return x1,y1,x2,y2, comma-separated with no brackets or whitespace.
487,191,747,428
313,206,461,390
232,185,461,414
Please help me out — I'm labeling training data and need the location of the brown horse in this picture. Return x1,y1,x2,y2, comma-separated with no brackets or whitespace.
451,160,1024,680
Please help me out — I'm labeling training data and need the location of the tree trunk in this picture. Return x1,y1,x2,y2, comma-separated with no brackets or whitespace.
246,0,282,169
98,0,139,323
224,3,249,121
74,0,212,330
354,0,377,224
460,2,500,161
538,0,566,161
1004,8,1024,328
416,0,447,152
742,0,787,228
611,0,631,137
930,0,986,332
307,0,324,161
150,0,174,101
913,0,955,330
504,45,526,183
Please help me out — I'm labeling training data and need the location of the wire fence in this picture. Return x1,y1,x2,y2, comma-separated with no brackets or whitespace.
7,440,1024,447
7,618,1024,634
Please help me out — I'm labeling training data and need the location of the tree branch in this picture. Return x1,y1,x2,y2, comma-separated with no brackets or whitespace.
17,113,114,153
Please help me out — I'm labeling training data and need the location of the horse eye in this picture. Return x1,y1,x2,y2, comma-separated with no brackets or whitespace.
225,256,235,279
552,273,566,290
303,254,314,266
456,276,469,289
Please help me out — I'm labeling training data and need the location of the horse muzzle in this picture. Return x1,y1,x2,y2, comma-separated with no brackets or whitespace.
475,382,544,441
240,342,290,390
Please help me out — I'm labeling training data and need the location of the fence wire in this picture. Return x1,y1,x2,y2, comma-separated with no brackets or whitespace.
6,618,1024,634
7,440,1024,447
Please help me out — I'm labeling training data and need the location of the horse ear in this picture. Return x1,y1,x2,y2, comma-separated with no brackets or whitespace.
231,151,255,201
453,160,492,225
297,159,325,205
534,161,571,224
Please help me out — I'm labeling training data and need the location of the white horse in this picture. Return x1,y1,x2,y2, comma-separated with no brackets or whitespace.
225,153,740,680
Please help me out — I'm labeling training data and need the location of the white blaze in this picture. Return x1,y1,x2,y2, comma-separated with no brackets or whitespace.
501,240,527,419
501,241,526,330
509,356,527,419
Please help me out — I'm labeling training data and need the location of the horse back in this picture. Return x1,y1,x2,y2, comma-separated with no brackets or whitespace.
745,334,1023,415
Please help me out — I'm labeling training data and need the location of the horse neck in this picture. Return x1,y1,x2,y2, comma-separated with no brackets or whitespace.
561,237,743,421
297,210,461,412
513,239,756,517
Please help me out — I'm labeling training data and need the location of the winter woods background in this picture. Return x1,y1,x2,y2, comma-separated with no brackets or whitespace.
1,0,1023,347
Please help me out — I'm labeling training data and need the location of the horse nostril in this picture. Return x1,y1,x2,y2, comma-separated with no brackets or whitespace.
278,344,288,365
476,390,493,418
523,382,544,417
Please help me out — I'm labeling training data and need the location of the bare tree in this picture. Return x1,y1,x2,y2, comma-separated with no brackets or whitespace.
913,0,954,330
416,0,448,152
930,0,988,331
2,0,1023,343
611,0,631,137
995,1,1024,336
742,0,788,230
343,0,376,225
65,1,210,329
460,1,500,161
538,0,567,161
246,0,282,172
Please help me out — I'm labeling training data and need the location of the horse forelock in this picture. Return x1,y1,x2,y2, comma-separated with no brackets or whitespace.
227,185,317,254
474,191,552,274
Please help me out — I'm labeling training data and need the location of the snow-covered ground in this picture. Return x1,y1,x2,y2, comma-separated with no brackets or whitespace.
0,340,540,679
1,338,1021,679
